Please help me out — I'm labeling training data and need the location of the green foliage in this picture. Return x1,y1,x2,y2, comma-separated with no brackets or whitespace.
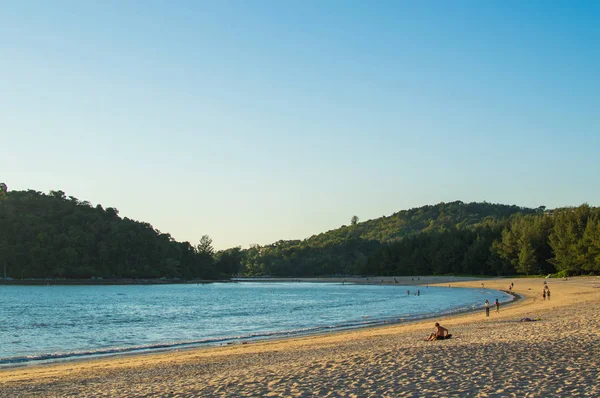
492,214,554,275
581,216,600,272
214,246,243,277
239,201,544,277
2,190,597,280
0,189,229,279
548,205,600,274
197,235,215,256
555,270,569,278
517,240,537,275
239,202,599,278
0,183,7,200
304,201,533,247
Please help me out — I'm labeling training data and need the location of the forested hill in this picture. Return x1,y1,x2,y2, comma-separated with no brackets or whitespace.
241,201,599,277
1,188,598,279
240,201,543,276
304,201,540,247
0,189,221,279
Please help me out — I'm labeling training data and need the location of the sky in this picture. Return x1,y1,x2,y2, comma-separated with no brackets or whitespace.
1,1,599,250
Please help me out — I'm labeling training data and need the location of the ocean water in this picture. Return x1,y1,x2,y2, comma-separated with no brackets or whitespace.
0,282,512,367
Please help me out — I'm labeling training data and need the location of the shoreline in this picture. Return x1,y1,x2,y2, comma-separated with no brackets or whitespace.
0,278,516,369
2,276,599,396
0,278,220,286
0,274,498,286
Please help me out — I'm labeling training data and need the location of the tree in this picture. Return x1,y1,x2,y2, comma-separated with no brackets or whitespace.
0,182,7,278
580,215,600,273
197,235,214,256
4,190,597,280
549,205,591,275
215,246,243,276
517,239,537,275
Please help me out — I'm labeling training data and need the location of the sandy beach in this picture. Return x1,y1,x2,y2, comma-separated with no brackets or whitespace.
1,276,599,397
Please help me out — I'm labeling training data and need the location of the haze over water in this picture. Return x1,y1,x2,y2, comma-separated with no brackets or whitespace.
0,282,512,366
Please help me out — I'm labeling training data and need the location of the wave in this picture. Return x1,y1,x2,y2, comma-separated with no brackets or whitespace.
0,315,444,366
0,289,516,368
0,319,381,367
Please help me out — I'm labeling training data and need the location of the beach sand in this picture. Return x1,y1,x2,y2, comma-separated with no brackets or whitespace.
1,276,599,397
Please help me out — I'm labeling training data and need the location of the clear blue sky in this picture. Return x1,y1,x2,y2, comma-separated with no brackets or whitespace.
1,1,599,249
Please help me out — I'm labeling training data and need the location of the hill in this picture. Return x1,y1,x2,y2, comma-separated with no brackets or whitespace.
1,188,598,279
0,190,218,279
240,201,542,276
307,201,539,245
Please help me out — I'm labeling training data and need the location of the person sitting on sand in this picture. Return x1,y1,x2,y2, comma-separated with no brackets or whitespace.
426,322,451,341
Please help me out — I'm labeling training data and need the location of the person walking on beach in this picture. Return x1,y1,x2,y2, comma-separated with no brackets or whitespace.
495,298,500,313
542,290,546,300
485,299,490,317
546,289,551,300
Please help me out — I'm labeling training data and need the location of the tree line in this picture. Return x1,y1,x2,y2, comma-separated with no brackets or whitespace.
0,190,228,279
0,188,598,279
240,204,599,277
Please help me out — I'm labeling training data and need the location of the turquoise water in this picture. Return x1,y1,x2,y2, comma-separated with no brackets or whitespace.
0,282,512,366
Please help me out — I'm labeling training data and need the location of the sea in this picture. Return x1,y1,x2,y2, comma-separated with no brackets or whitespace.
0,282,513,367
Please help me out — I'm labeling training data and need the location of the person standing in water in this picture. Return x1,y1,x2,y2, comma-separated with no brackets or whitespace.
485,299,490,317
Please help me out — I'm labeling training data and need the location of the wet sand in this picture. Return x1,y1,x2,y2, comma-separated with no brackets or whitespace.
1,276,599,397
